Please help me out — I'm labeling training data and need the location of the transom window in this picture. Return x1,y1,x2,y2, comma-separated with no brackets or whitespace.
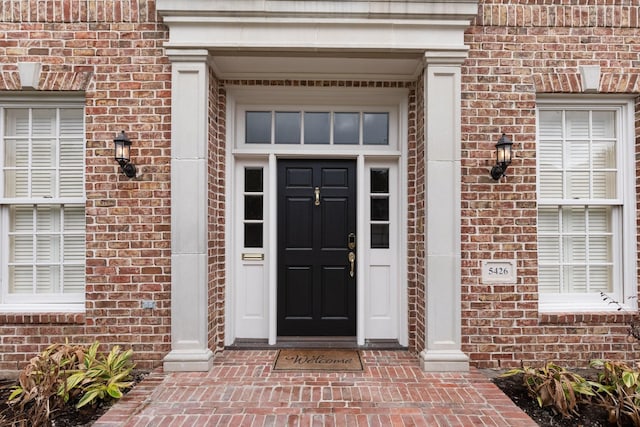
244,110,390,146
0,101,86,309
537,99,636,311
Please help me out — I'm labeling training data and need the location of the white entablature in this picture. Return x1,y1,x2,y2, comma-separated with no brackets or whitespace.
157,0,478,80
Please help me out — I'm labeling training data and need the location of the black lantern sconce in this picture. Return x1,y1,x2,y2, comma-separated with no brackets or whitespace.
490,133,513,180
114,131,137,178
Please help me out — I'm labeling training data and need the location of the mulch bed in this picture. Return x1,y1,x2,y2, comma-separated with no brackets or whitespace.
0,371,147,427
491,371,613,427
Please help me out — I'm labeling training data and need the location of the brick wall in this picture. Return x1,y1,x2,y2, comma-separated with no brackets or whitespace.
0,0,171,370
462,0,640,368
408,75,425,353
208,67,225,353
2,0,640,372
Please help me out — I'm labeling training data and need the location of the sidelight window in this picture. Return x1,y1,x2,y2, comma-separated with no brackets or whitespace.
243,167,264,248
370,168,390,248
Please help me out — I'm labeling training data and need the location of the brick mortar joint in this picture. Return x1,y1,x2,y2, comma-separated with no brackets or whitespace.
0,313,86,325
539,312,637,325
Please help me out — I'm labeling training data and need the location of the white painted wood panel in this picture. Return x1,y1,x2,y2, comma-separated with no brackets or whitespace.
233,160,269,339
364,160,399,339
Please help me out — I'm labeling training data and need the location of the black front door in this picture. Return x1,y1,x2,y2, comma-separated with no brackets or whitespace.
277,159,357,336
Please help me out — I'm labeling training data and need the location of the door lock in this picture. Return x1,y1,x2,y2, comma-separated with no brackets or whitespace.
348,232,356,250
348,251,356,278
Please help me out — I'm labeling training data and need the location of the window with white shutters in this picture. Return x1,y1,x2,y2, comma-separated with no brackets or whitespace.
0,100,85,310
537,99,636,312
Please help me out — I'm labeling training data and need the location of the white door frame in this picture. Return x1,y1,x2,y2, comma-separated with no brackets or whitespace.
225,87,408,347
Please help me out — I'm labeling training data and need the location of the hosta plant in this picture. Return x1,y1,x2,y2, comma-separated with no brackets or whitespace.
501,361,596,418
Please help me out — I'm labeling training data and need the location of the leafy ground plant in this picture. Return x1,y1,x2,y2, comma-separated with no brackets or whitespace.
7,341,134,426
590,359,640,426
501,361,596,418
64,342,134,408
8,342,86,426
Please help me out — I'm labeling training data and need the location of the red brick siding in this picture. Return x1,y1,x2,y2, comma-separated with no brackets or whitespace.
208,67,226,353
637,95,640,300
462,0,640,368
408,75,425,353
0,0,171,371
2,0,640,371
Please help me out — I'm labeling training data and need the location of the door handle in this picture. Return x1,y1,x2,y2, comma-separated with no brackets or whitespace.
348,251,355,278
314,187,320,206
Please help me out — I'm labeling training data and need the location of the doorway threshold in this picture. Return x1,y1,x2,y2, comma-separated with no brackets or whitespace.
227,337,405,350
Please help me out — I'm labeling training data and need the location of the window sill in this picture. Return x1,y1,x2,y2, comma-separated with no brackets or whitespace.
539,293,636,314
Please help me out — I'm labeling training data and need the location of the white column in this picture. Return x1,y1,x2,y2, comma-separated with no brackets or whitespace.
420,52,469,372
356,154,365,346
163,49,213,372
268,154,277,345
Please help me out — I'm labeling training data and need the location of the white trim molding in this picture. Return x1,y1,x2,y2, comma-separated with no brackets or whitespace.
160,1,477,372
157,0,476,81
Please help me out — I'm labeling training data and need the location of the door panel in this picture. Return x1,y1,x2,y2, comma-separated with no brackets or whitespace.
285,198,313,248
278,159,356,336
321,199,349,248
285,267,312,317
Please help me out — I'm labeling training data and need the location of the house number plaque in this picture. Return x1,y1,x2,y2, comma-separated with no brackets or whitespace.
481,260,516,284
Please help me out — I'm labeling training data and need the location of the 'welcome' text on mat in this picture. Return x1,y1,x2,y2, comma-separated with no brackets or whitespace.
273,349,363,371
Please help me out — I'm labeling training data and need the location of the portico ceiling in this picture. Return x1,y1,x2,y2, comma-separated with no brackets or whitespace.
157,0,478,80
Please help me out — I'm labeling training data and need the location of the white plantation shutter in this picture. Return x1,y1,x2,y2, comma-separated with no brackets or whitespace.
537,104,622,304
538,111,563,199
1,104,85,305
62,205,86,294
32,139,56,197
60,109,84,198
60,139,84,197
8,206,34,294
566,111,589,138
7,109,30,135
537,207,562,293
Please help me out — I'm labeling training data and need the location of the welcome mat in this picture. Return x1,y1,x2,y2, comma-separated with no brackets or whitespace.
273,349,363,371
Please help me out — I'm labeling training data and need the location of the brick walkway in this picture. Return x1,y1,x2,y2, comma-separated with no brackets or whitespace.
94,350,536,427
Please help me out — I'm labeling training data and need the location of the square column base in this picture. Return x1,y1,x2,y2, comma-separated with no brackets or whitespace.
163,349,214,372
419,349,469,372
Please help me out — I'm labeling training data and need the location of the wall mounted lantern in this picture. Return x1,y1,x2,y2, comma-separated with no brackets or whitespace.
490,133,513,180
114,131,137,178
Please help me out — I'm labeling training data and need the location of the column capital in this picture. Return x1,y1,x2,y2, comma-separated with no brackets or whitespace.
423,49,469,66
166,48,210,63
